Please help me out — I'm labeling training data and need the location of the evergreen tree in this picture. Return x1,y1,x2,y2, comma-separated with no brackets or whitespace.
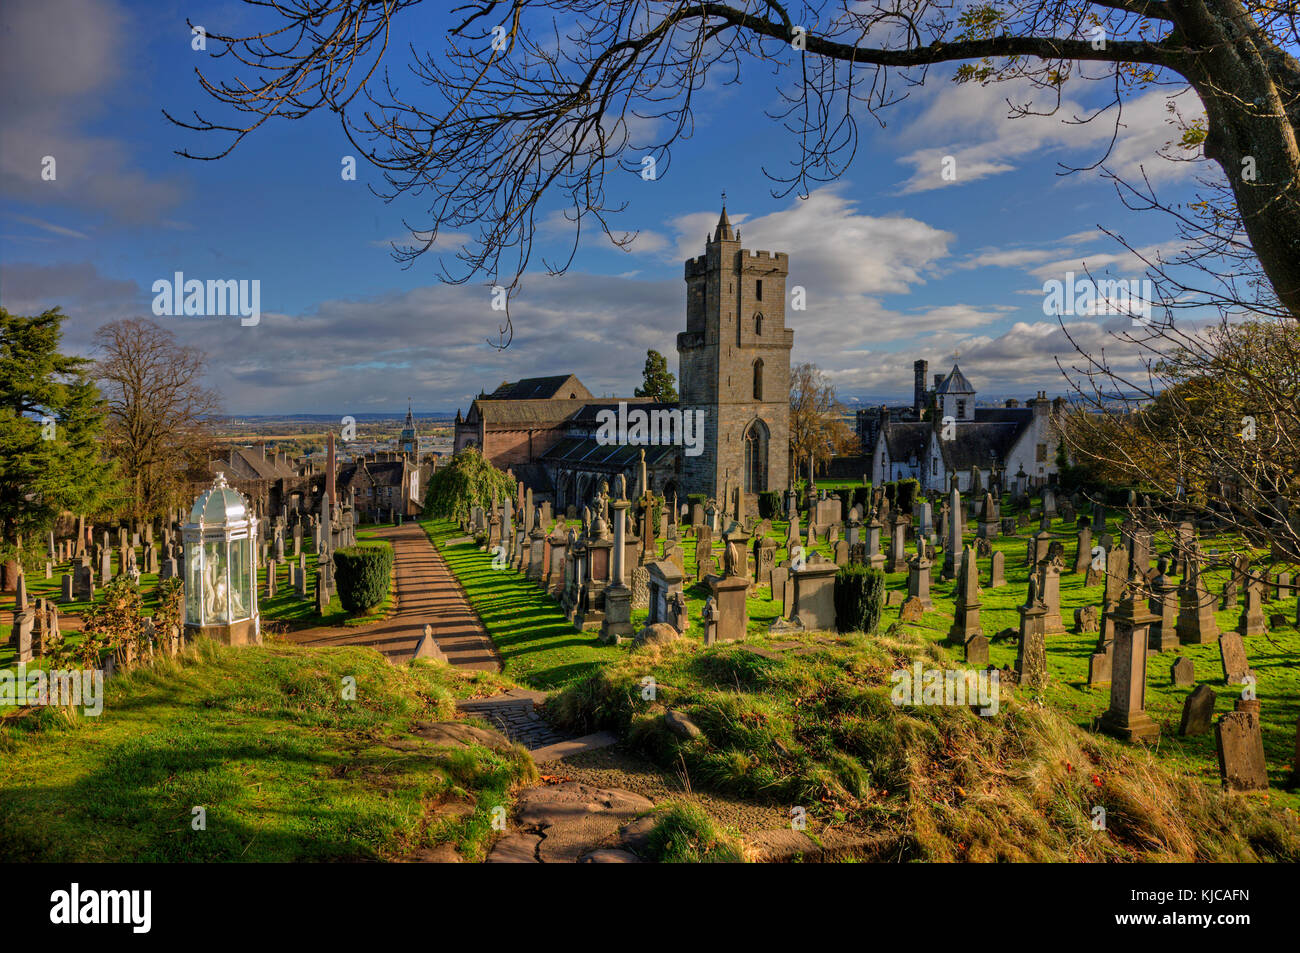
634,349,677,403
0,308,117,589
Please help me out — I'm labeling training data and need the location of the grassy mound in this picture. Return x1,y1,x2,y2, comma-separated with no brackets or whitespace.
0,641,535,862
549,627,1300,862
643,803,745,863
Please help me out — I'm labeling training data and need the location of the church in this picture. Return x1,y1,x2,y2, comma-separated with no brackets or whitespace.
453,204,793,508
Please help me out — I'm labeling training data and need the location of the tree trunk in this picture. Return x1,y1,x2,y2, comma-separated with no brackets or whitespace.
1177,0,1300,315
1,558,19,593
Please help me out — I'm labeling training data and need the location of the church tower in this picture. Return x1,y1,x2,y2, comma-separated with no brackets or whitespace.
677,201,793,503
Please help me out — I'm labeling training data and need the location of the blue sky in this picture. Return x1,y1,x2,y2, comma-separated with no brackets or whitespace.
0,0,1209,414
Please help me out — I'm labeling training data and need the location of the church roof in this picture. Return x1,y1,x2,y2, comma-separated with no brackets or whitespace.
540,437,676,469
483,375,592,401
935,364,975,396
466,398,588,428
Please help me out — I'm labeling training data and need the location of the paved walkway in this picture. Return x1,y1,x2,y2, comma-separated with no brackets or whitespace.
284,523,501,671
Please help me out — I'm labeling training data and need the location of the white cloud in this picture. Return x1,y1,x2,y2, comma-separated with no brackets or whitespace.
893,82,1205,195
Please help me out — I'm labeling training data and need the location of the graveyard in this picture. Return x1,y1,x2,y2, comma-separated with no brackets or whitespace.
6,460,1300,863
4,0,1300,891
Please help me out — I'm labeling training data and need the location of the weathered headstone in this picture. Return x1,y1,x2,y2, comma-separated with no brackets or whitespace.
1215,711,1268,791
1170,655,1194,687
1178,684,1216,736
1218,632,1252,684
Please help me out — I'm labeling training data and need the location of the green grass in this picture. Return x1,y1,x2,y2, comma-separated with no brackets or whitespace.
421,519,622,689
643,803,745,863
0,640,535,861
547,629,1300,862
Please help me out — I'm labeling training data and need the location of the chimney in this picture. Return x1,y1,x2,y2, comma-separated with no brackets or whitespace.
258,442,266,461
1005,398,1020,408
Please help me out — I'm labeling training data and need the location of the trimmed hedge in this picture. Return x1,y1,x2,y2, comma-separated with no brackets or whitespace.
834,564,885,634
897,478,920,514
758,491,781,519
333,542,394,613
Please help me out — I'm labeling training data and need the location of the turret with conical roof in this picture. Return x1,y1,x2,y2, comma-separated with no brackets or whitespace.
936,364,976,421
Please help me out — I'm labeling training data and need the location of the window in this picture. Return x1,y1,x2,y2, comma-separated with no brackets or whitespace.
754,313,763,336
755,279,763,301
743,419,770,493
1036,443,1048,462
752,359,764,401
956,399,966,417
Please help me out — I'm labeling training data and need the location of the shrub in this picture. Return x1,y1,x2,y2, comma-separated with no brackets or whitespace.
852,484,872,508
834,564,885,634
333,543,394,613
423,447,515,522
686,493,707,511
758,491,781,519
897,479,920,514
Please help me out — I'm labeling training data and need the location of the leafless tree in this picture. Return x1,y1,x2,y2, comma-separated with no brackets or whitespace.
168,1,1299,330
94,319,222,521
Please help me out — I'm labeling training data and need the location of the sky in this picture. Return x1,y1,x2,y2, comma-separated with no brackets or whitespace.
0,0,1213,415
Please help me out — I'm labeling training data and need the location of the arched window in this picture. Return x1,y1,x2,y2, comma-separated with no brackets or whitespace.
743,419,770,494
754,313,763,336
752,358,764,401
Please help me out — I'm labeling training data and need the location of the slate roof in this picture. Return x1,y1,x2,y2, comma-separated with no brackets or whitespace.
483,375,592,401
937,422,1027,470
567,399,672,425
466,398,589,428
935,364,975,395
541,437,677,469
881,422,930,463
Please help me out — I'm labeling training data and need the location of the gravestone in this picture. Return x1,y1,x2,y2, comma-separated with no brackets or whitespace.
906,548,933,609
947,546,982,646
1088,648,1112,687
707,574,750,643
1097,593,1161,743
647,561,685,629
1179,684,1216,736
1177,570,1219,645
770,565,789,607
791,558,838,632
1148,566,1180,651
1218,632,1252,684
965,634,989,666
1073,526,1092,574
1170,656,1194,687
1016,588,1049,691
1075,604,1099,634
60,574,74,603
1237,580,1266,637
1215,711,1269,791
988,550,1005,588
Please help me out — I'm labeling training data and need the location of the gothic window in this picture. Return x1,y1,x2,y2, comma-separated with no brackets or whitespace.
754,313,763,336
743,419,770,494
752,359,764,401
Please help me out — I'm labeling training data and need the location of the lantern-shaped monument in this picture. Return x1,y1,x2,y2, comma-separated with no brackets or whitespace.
183,474,260,645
